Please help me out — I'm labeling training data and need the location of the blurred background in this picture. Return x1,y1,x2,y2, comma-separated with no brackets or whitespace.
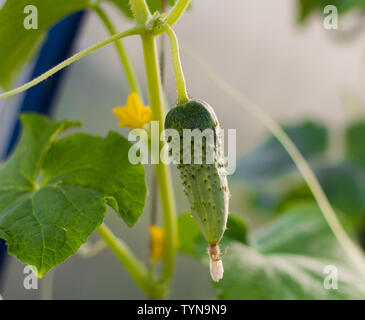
1,0,365,299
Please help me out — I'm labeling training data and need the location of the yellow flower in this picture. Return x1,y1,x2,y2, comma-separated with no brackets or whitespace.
149,225,165,264
113,92,152,129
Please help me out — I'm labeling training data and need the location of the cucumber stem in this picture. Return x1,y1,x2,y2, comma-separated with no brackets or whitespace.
164,25,189,105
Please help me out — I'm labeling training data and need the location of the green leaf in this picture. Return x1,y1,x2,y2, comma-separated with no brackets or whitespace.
0,114,80,193
0,0,91,90
0,114,146,276
234,121,328,182
178,204,365,299
42,131,147,227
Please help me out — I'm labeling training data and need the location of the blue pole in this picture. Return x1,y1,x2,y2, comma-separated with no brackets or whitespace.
0,11,86,289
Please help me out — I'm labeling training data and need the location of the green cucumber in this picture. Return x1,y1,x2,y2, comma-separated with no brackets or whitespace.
165,100,229,281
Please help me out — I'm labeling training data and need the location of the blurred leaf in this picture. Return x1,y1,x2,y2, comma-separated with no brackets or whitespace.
0,114,146,276
179,204,365,299
223,214,248,245
0,0,91,90
105,0,134,19
147,0,178,13
315,164,365,225
178,214,201,255
214,243,365,299
346,121,365,166
254,203,345,261
297,0,318,23
234,121,328,182
297,0,365,23
277,163,365,228
319,0,365,15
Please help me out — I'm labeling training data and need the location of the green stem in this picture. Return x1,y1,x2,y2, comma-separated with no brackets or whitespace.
164,25,189,104
0,26,143,100
165,0,191,28
96,223,165,299
142,35,178,289
129,0,151,23
93,6,141,95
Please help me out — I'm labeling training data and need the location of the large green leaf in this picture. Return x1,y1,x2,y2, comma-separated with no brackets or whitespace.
234,121,328,182
178,205,365,299
42,131,147,227
0,114,146,276
0,0,91,90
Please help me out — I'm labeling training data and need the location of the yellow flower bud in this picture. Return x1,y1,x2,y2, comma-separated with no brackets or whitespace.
149,225,165,264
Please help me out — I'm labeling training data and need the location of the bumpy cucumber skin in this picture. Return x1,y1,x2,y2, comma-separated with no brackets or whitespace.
165,100,229,244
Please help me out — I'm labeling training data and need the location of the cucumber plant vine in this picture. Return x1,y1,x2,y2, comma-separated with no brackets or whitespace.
1,0,365,300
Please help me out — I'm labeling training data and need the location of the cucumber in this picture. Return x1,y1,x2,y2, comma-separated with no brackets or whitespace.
165,100,229,282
